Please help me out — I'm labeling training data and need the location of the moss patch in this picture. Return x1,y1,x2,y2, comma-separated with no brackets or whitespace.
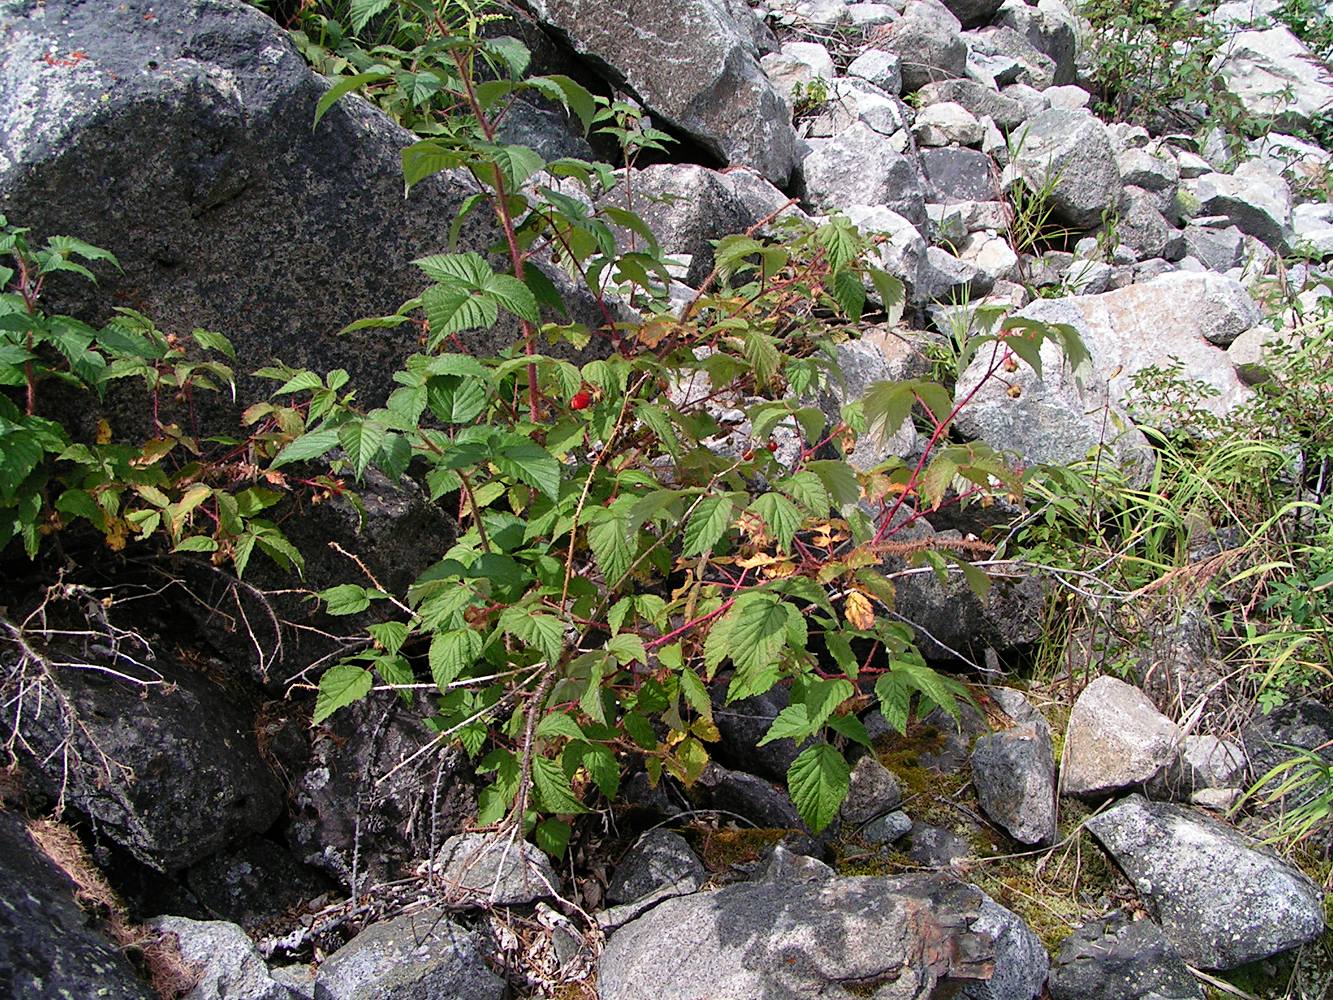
688,827,790,873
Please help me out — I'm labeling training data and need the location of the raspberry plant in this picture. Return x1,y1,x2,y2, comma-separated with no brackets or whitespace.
277,0,1088,847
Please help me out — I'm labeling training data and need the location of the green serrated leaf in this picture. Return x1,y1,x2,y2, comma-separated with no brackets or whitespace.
485,272,540,323
499,606,565,665
757,703,813,746
339,419,387,479
314,69,391,128
427,375,488,423
777,471,830,519
787,744,850,833
826,713,872,749
749,492,802,553
313,664,373,724
537,711,585,743
429,628,483,689
606,632,647,666
806,460,861,508
532,754,587,814
805,678,854,730
874,671,911,734
579,743,619,798
679,669,712,720
585,502,634,586
722,593,789,702
271,427,339,469
832,268,866,321
494,441,560,501
682,495,734,558
320,583,372,616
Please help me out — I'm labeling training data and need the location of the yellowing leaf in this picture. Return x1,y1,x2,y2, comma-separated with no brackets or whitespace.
844,591,875,630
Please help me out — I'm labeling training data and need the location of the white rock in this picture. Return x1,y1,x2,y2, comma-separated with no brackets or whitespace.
847,3,901,27
912,101,984,146
761,43,835,109
1188,160,1293,250
804,78,908,138
1061,677,1180,798
1175,149,1214,179
957,230,1018,283
1217,26,1333,129
847,48,903,94
1043,84,1090,109
953,272,1257,479
1292,200,1333,257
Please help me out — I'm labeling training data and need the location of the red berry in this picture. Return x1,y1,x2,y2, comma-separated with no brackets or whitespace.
767,439,778,453
742,448,755,461
570,390,592,410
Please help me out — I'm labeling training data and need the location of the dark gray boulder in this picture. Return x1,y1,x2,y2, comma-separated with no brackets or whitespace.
607,829,707,904
922,147,1000,203
0,812,153,1000
1085,794,1327,969
1243,698,1333,783
1048,911,1203,1000
289,693,476,890
971,711,1057,845
711,687,818,784
184,837,335,932
940,0,1005,30
692,762,812,835
7,638,284,872
840,756,902,826
0,0,510,412
521,0,796,183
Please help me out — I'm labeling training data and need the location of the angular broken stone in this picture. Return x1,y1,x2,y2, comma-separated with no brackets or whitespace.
1061,677,1180,798
1086,794,1327,970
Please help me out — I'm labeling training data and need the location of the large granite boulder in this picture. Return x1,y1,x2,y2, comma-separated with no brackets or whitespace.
1186,161,1294,252
313,908,504,999
1060,677,1179,799
799,124,926,225
1217,27,1333,131
1007,109,1122,229
953,272,1259,479
601,164,769,288
870,1,969,93
1086,795,1327,970
600,872,1046,1000
149,916,293,1000
522,0,797,183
